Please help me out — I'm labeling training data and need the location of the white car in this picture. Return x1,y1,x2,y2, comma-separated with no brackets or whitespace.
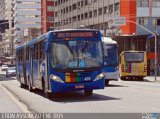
6,67,16,77
1,65,8,71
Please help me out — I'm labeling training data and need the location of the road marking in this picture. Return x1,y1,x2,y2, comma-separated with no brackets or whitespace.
0,83,30,113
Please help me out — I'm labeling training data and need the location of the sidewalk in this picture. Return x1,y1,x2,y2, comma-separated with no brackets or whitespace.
145,76,160,82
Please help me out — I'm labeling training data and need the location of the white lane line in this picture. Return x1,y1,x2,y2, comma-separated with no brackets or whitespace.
0,83,30,113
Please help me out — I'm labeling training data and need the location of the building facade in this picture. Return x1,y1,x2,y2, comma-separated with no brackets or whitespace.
0,0,5,21
13,0,41,44
54,0,120,32
0,0,5,56
0,0,14,56
41,0,54,34
4,0,14,56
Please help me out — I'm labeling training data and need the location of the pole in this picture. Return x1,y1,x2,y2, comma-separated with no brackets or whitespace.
127,20,157,81
155,33,157,81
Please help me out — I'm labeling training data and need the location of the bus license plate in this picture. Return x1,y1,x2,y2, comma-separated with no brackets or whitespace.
75,85,84,89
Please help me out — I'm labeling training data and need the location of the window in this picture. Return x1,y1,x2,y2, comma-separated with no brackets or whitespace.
72,3,77,10
47,6,54,12
98,8,102,16
115,3,119,11
157,19,160,25
104,6,108,14
81,1,83,7
153,0,160,7
81,14,84,20
85,0,88,6
137,0,149,7
85,13,88,19
40,42,44,59
47,16,54,22
34,44,39,60
109,5,113,13
89,11,92,18
26,47,30,61
78,15,80,21
138,17,148,26
93,10,97,17
66,7,68,13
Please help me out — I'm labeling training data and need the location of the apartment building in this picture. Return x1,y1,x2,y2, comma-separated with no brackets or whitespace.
41,0,54,34
13,0,41,44
0,0,5,55
0,0,5,21
0,0,13,56
54,0,120,32
4,0,14,56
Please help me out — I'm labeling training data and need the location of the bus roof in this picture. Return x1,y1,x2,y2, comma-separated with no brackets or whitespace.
16,29,101,50
102,37,117,44
120,50,146,55
53,29,100,33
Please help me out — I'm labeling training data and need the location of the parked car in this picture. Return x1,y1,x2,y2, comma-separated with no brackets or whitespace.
1,65,8,71
6,67,16,77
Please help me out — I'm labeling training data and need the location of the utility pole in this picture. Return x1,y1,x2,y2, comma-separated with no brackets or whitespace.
155,33,157,81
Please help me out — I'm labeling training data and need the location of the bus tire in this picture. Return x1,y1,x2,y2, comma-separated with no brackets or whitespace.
121,77,125,80
84,90,93,96
42,79,52,99
19,75,25,88
28,77,33,92
105,80,109,85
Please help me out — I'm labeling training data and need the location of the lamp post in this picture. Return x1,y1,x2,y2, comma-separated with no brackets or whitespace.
127,20,157,81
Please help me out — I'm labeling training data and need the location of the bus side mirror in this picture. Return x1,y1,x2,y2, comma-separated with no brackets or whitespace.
45,43,50,52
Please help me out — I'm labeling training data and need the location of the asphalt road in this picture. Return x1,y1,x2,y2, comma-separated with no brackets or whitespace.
1,69,160,113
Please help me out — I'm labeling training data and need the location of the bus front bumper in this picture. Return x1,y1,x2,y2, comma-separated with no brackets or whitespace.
50,79,105,93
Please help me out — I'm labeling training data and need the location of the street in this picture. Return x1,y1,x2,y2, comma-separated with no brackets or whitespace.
0,70,160,113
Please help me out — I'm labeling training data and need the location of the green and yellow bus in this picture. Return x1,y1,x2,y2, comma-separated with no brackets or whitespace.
119,51,147,80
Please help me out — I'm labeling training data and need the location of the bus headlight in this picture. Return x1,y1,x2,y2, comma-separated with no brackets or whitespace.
50,74,64,83
93,73,104,82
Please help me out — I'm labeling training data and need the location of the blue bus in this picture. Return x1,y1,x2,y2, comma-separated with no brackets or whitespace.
102,37,119,85
16,29,105,98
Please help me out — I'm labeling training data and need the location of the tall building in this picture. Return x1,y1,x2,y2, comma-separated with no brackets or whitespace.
0,0,5,20
0,0,13,56
0,0,5,56
54,0,160,35
41,0,54,34
4,0,14,56
13,0,41,44
54,0,120,32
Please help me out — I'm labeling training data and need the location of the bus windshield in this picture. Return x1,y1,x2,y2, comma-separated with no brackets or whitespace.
124,52,144,62
104,44,118,66
50,39,103,70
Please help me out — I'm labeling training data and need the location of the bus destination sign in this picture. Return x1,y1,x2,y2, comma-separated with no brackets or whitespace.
56,32,94,38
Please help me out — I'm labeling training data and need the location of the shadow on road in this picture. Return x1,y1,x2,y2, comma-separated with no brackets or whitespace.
121,78,153,82
20,86,121,103
106,84,128,88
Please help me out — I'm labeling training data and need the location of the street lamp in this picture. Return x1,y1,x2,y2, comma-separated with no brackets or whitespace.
127,20,157,81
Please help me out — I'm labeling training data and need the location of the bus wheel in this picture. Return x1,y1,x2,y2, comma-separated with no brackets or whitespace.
19,75,25,88
121,77,125,80
28,77,33,92
42,80,51,99
105,80,109,85
84,90,93,96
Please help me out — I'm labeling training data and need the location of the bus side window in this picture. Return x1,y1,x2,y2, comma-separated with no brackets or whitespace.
119,55,121,64
40,42,44,59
